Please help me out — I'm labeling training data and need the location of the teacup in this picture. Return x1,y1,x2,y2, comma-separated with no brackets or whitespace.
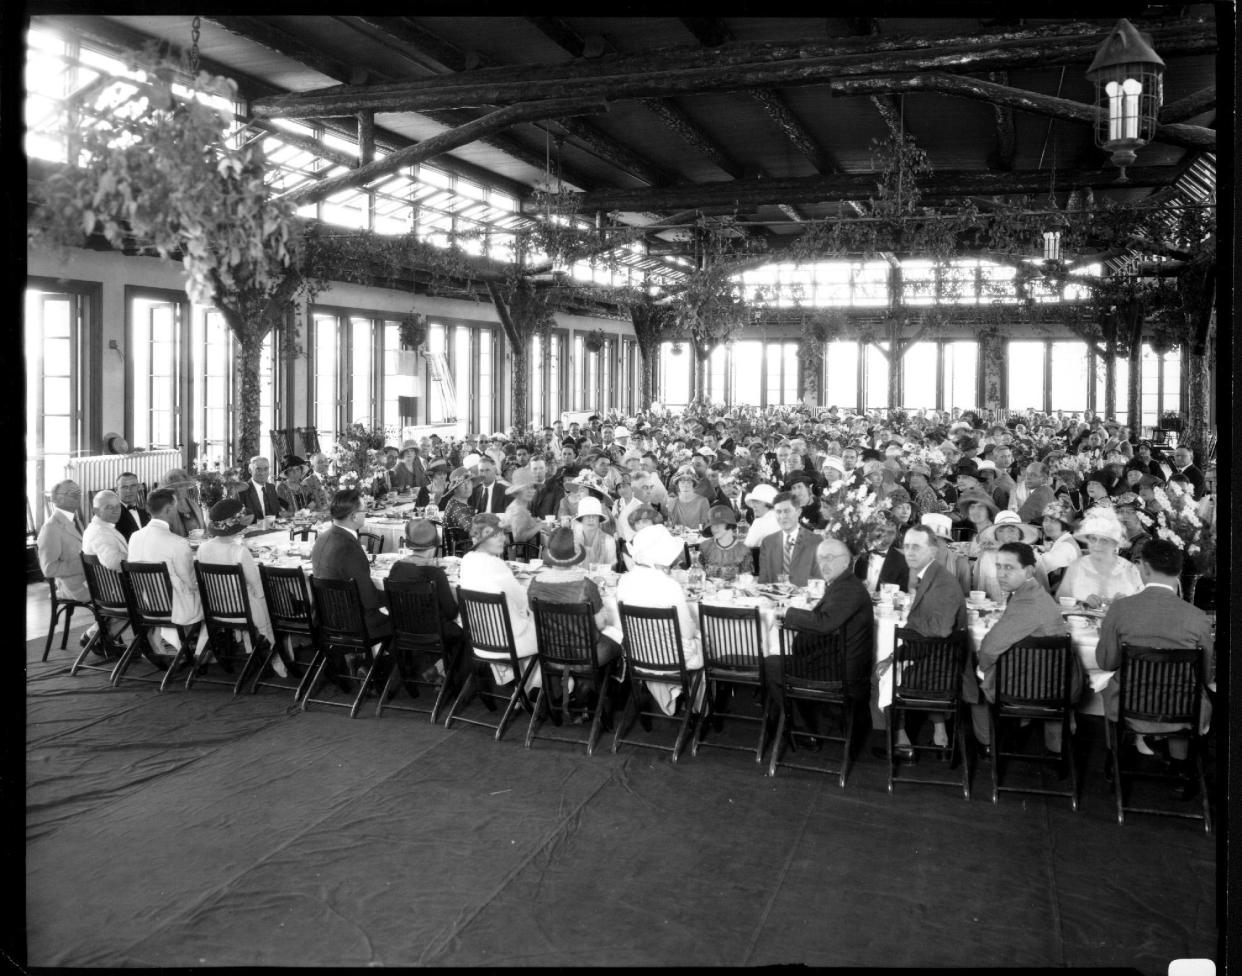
1058,596,1077,608
969,589,987,604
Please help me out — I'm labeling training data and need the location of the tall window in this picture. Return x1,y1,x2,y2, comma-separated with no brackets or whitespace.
426,322,448,424
529,334,544,428
1140,344,1182,429
1006,341,1045,411
1049,341,1090,413
382,321,401,430
732,341,763,406
260,331,279,442
193,310,233,467
659,343,692,408
864,343,890,410
26,282,91,518
547,331,563,424
765,341,799,405
901,341,937,410
942,341,978,411
350,316,375,426
476,327,494,431
707,345,728,401
1095,356,1131,427
585,349,599,411
130,292,185,450
313,312,339,451
824,341,859,411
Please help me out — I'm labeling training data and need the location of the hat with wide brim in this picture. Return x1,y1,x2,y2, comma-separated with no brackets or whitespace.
1074,509,1127,545
160,468,198,490
103,432,130,455
976,510,1040,546
505,468,535,495
956,488,999,519
1041,500,1078,529
745,483,778,507
281,454,307,473
542,527,586,567
469,512,505,546
573,496,611,522
631,524,686,568
445,467,473,496
404,518,439,549
207,498,254,536
919,512,954,541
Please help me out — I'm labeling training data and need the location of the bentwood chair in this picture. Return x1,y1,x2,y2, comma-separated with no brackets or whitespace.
448,588,537,741
303,576,392,718
767,622,854,786
887,628,971,798
117,561,198,692
525,598,618,756
989,636,1079,810
75,554,136,679
41,577,93,663
258,564,320,702
192,563,268,696
693,604,772,763
613,602,701,763
1107,643,1211,832
380,578,461,723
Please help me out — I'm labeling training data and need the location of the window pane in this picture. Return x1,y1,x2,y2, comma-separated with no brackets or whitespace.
382,323,400,429
708,345,728,401
732,341,762,406
943,341,978,411
864,343,890,410
782,342,798,404
314,314,338,442
1162,349,1181,417
549,334,561,420
1007,341,1045,411
902,341,937,410
1049,341,1089,412
660,343,691,408
824,341,858,411
351,317,372,425
477,328,493,431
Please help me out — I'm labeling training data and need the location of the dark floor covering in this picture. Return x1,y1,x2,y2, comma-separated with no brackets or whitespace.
26,624,1219,970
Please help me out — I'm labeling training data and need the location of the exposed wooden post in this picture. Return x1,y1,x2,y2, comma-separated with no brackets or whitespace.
357,110,375,166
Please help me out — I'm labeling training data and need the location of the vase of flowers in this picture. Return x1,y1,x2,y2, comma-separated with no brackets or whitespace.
1139,482,1214,579
822,485,892,557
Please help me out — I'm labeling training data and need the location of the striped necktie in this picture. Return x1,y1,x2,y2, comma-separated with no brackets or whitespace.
783,534,795,576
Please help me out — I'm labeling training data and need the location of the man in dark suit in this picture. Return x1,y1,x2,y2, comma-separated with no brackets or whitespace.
757,492,823,587
469,456,509,514
889,524,968,762
237,456,284,521
769,536,874,709
114,471,151,541
528,457,564,519
1096,539,1214,795
853,513,909,593
387,517,466,690
311,488,392,644
1168,445,1206,499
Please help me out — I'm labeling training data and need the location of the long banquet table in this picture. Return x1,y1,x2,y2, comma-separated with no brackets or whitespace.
238,527,1159,727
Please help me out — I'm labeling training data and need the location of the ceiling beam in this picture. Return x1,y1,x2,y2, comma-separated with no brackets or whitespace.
987,72,1017,171
830,73,1216,152
281,98,610,207
1159,85,1216,123
519,165,1185,214
249,20,1216,115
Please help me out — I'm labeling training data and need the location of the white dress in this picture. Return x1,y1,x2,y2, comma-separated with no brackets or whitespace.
196,534,276,645
615,566,704,716
458,550,541,688
1056,555,1143,604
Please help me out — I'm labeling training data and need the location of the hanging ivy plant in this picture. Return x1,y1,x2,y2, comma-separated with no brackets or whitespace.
583,328,606,353
398,311,429,351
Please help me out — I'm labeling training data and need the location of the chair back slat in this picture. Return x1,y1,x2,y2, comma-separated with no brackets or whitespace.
777,624,845,689
359,531,385,555
995,636,1073,708
1119,644,1202,724
81,553,129,612
531,598,598,669
894,627,965,700
618,602,686,678
194,562,253,628
458,588,519,658
310,576,370,649
384,578,445,655
121,561,175,623
260,565,316,633
698,604,764,674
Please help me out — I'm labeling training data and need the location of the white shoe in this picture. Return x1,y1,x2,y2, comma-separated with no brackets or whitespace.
1134,734,1155,756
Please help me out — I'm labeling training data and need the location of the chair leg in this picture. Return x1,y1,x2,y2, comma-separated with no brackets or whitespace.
294,648,325,705
671,673,701,763
159,641,191,693
109,633,145,686
586,673,611,757
350,654,381,718
1108,721,1125,825
767,706,788,777
375,666,399,718
300,655,330,712
429,650,458,725
886,706,896,795
838,698,854,788
610,686,639,753
445,671,478,728
1193,740,1211,833
61,606,75,649
43,602,62,662
1065,714,1079,812
524,677,548,749
690,678,713,757
496,658,536,741
958,703,970,801
755,692,772,763
989,709,1000,803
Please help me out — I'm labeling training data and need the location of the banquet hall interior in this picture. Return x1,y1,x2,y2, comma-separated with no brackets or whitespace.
23,10,1230,971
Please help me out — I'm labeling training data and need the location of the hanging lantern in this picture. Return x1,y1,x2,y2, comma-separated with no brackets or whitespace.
1042,230,1062,262
1086,19,1164,180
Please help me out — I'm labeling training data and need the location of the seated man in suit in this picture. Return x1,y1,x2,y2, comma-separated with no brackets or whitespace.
973,542,1078,758
920,513,973,596
470,456,509,514
853,512,909,594
38,479,101,648
766,536,874,734
1095,539,1214,796
127,488,209,660
889,524,968,762
311,488,393,645
114,472,151,541
237,456,284,522
387,517,466,691
758,492,823,588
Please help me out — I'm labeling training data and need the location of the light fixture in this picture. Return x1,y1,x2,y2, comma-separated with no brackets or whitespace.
1042,230,1062,262
1086,18,1164,181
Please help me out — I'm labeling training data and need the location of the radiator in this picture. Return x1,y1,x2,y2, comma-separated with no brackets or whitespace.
63,450,184,522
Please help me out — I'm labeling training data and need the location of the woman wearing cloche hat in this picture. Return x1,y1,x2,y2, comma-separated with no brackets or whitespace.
1055,507,1142,609
698,504,754,581
526,527,623,668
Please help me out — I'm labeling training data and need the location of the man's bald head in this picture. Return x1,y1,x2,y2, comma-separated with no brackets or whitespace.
816,537,853,584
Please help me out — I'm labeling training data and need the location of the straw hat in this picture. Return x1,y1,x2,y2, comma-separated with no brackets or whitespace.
745,483,778,507
1074,508,1127,545
445,467,473,496
974,459,998,476
613,425,631,439
207,498,253,536
541,527,586,567
1113,491,1142,511
573,496,610,522
469,512,505,546
956,488,999,519
630,524,685,568
1041,500,1077,530
886,487,912,507
160,467,197,490
976,510,1040,546
505,467,536,496
919,512,954,541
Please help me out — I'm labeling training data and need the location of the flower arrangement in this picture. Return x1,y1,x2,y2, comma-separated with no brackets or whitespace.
332,422,396,480
1139,483,1214,575
822,485,892,557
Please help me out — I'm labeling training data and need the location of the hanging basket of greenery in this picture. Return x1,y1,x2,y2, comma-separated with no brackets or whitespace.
583,328,606,353
1159,410,1184,432
399,312,428,352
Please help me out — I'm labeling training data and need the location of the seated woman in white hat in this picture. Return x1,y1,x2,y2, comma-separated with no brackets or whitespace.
973,511,1044,604
573,496,616,569
1056,506,1142,609
614,524,704,717
742,482,781,548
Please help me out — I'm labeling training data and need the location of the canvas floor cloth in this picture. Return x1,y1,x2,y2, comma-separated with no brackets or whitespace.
27,624,1217,970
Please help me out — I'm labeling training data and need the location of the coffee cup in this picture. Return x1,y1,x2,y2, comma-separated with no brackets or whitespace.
969,590,987,604
263,515,277,530
1058,596,1077,608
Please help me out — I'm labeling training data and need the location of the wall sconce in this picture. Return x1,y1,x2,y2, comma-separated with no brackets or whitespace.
1086,19,1164,180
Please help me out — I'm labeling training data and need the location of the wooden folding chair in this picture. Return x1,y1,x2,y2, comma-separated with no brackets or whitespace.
359,531,385,556
447,588,537,741
526,598,617,756
41,576,93,663
116,561,198,691
888,628,970,799
192,563,269,696
75,554,136,679
258,565,320,702
613,602,701,763
693,604,771,763
303,576,391,718
379,578,460,723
